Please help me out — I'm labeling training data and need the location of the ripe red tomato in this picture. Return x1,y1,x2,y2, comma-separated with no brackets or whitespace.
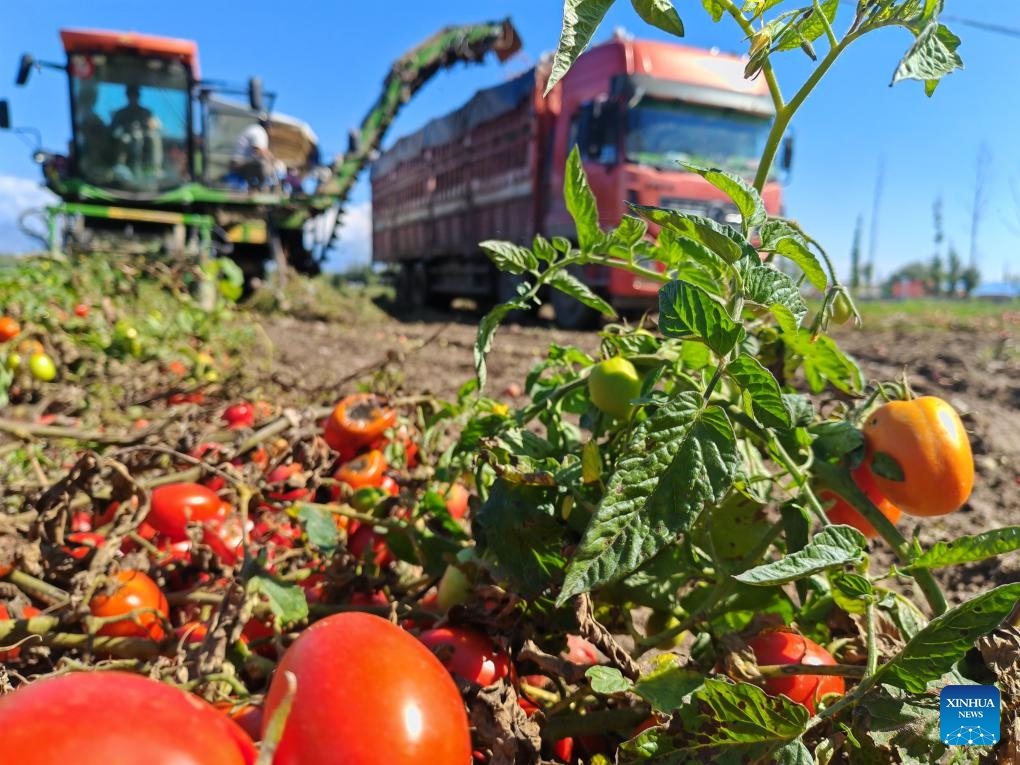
88,569,169,641
347,524,395,567
148,483,228,541
819,464,902,539
62,531,106,560
264,612,471,765
0,671,257,764
202,513,251,566
419,625,510,686
335,449,388,490
862,396,974,517
73,303,90,318
745,630,845,714
215,701,265,743
444,482,470,520
0,603,40,661
323,394,397,454
222,402,255,429
264,462,311,505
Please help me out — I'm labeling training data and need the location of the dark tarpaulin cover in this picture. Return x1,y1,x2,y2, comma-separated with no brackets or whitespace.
371,67,536,180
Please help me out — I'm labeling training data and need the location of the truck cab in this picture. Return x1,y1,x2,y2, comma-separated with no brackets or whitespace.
546,35,785,320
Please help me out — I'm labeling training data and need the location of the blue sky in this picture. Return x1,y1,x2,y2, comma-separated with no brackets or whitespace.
1,1,1019,283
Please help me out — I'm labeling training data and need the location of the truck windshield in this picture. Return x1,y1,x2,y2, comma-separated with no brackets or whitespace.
624,98,771,177
69,53,190,192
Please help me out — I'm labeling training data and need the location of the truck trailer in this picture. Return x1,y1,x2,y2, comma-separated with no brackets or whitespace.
371,31,789,329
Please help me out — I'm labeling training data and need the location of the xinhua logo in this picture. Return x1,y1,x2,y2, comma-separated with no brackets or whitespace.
940,685,1000,746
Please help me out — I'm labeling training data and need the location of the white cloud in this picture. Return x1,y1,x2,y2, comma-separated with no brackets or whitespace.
0,175,57,253
321,200,372,272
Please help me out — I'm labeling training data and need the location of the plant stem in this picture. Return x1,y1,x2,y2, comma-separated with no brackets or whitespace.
718,0,785,110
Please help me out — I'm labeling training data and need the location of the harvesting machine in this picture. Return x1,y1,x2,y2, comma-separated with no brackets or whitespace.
0,20,521,281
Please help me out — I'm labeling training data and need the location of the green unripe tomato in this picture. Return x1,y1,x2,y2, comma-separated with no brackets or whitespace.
829,292,854,325
645,609,687,650
5,352,21,372
588,356,643,420
28,352,57,381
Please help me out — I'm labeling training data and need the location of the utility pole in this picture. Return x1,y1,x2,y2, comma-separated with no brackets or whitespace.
867,157,884,290
969,142,991,269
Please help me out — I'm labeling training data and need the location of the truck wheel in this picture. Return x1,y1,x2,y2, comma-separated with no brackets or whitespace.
551,287,601,330
496,270,533,324
395,261,430,312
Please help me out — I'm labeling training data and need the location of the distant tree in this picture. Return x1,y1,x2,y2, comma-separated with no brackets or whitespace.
946,244,962,296
960,265,980,297
930,254,944,295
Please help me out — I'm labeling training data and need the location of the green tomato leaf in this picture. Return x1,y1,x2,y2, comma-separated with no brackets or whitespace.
774,306,863,394
740,262,808,327
565,145,603,251
758,220,827,291
630,678,810,764
547,269,617,318
532,235,556,263
810,420,865,463
909,527,1020,570
558,393,738,603
631,203,760,264
829,571,874,615
633,654,704,713
682,163,767,231
659,280,744,357
546,0,616,95
853,684,958,763
606,214,649,252
247,573,309,627
475,301,525,390
774,0,839,52
295,503,339,553
475,478,566,597
727,353,791,429
631,0,685,37
700,0,726,22
734,525,867,586
480,240,538,275
892,21,963,95
587,665,633,695
878,582,1020,693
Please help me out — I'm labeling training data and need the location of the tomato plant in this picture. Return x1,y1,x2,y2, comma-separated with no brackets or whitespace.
264,612,472,765
862,395,974,516
88,569,169,641
0,671,257,764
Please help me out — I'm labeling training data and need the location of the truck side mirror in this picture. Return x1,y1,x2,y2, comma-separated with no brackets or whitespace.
0,100,9,130
248,76,264,112
781,135,794,172
16,54,33,86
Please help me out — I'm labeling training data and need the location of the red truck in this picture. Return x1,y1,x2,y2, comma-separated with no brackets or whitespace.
371,31,788,328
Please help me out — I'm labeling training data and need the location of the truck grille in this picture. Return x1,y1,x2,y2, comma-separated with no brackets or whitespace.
658,197,742,228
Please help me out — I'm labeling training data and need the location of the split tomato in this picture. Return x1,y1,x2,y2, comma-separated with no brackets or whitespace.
862,396,974,517
323,393,397,454
335,449,388,490
746,630,845,714
0,671,257,764
264,612,471,765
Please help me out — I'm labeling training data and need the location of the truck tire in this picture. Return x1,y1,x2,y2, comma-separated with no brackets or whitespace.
395,261,430,312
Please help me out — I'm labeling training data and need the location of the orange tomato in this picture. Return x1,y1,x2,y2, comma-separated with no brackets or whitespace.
819,464,901,538
862,396,974,517
323,394,396,454
0,317,20,342
335,450,388,490
89,569,169,641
